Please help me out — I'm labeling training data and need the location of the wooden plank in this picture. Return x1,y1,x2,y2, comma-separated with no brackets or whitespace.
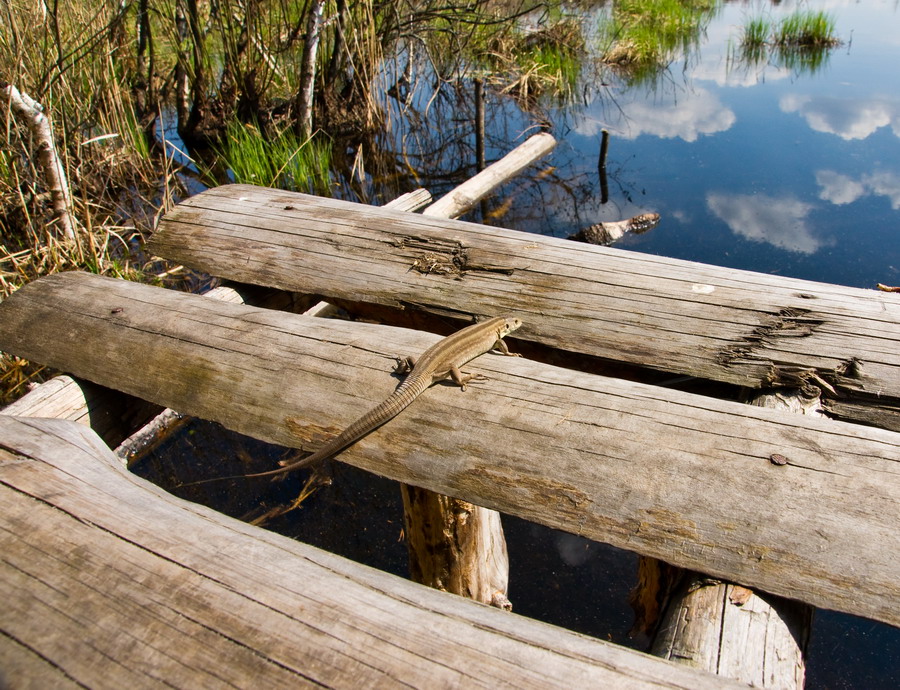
1,272,899,628
0,415,739,689
147,185,900,430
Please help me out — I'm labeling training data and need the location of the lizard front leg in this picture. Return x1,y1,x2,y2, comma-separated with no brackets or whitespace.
449,366,487,391
491,339,522,357
394,355,416,375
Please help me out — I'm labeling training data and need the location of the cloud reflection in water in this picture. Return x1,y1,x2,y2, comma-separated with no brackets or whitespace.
706,192,833,255
817,169,900,209
780,94,900,140
575,87,735,142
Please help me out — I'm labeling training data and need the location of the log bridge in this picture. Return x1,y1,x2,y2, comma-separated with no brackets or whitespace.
1,167,899,686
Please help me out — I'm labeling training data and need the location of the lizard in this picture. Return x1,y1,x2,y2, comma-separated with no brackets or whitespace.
183,315,522,485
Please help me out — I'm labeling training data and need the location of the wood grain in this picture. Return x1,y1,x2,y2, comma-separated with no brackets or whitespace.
2,271,899,628
0,415,737,689
148,185,900,430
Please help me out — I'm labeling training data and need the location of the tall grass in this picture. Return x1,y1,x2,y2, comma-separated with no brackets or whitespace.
0,0,177,400
216,120,332,195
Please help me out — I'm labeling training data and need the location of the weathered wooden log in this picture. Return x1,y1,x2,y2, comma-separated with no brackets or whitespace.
0,415,740,689
422,132,556,218
148,186,900,431
2,271,900,628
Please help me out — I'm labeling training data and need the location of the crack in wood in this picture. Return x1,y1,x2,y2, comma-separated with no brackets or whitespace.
714,309,872,399
718,308,823,366
391,236,516,277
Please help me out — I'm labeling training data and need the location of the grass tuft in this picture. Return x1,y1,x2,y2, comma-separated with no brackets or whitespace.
215,120,332,195
741,17,771,48
775,10,840,47
601,0,722,79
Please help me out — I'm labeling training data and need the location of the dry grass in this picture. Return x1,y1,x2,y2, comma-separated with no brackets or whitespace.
0,0,183,402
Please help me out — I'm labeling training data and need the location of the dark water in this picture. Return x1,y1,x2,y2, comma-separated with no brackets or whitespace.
148,1,900,686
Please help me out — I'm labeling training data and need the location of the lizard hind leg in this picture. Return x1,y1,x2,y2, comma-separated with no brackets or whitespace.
394,355,416,375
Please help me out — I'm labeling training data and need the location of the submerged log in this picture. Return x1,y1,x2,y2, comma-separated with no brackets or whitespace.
569,213,660,245
422,132,556,218
3,271,900,628
0,415,740,689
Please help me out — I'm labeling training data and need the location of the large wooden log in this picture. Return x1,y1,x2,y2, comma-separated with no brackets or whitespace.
2,271,899,628
0,415,738,689
148,186,900,431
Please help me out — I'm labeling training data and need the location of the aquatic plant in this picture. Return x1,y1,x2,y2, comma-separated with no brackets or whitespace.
741,17,771,48
734,10,840,74
601,0,722,79
215,120,332,195
775,10,840,48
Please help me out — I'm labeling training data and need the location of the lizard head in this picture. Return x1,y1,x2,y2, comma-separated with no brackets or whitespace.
499,316,523,336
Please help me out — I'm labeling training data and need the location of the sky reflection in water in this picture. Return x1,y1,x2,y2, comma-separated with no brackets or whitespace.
520,0,900,289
